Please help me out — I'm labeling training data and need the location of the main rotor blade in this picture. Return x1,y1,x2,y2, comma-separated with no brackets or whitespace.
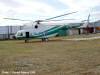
4,18,32,21
45,11,78,21
43,19,77,22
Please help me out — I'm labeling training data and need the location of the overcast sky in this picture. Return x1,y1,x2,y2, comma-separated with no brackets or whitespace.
0,0,100,26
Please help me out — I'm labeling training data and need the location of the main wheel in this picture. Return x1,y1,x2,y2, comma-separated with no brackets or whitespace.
42,38,48,42
25,39,29,43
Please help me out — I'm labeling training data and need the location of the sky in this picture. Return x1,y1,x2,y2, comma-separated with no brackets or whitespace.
0,0,100,26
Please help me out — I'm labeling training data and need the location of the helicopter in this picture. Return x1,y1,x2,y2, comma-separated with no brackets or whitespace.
4,11,83,42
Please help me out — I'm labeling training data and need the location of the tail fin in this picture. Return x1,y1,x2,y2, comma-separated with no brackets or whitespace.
87,14,90,24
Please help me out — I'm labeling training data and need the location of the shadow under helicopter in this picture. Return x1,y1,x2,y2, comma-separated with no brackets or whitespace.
17,39,68,44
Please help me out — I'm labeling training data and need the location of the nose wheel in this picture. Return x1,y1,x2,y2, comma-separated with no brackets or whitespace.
25,39,29,43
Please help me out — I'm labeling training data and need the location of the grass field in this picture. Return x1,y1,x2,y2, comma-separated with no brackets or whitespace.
0,36,100,75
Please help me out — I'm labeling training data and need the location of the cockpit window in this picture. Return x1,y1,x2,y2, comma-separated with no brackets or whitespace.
20,33,23,36
17,32,23,36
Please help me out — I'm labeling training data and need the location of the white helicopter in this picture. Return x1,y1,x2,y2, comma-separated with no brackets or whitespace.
4,11,83,42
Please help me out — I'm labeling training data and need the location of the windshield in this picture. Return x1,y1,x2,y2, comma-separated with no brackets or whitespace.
16,32,23,36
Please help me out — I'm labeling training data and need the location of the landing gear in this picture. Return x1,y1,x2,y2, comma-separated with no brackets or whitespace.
42,38,48,42
25,39,29,43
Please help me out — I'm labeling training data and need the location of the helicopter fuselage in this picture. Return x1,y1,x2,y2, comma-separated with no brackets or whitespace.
15,23,81,41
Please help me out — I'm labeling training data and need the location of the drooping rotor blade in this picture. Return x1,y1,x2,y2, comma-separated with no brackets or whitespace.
4,18,32,21
44,11,78,21
81,20,88,22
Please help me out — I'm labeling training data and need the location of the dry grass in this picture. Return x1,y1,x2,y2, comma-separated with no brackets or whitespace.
0,37,100,75
62,33,100,39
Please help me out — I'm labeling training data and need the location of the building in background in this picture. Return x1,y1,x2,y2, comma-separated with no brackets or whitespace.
94,20,100,33
0,26,23,39
58,20,100,36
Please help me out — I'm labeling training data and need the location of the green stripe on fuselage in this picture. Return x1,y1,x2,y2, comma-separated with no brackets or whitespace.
33,25,67,38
